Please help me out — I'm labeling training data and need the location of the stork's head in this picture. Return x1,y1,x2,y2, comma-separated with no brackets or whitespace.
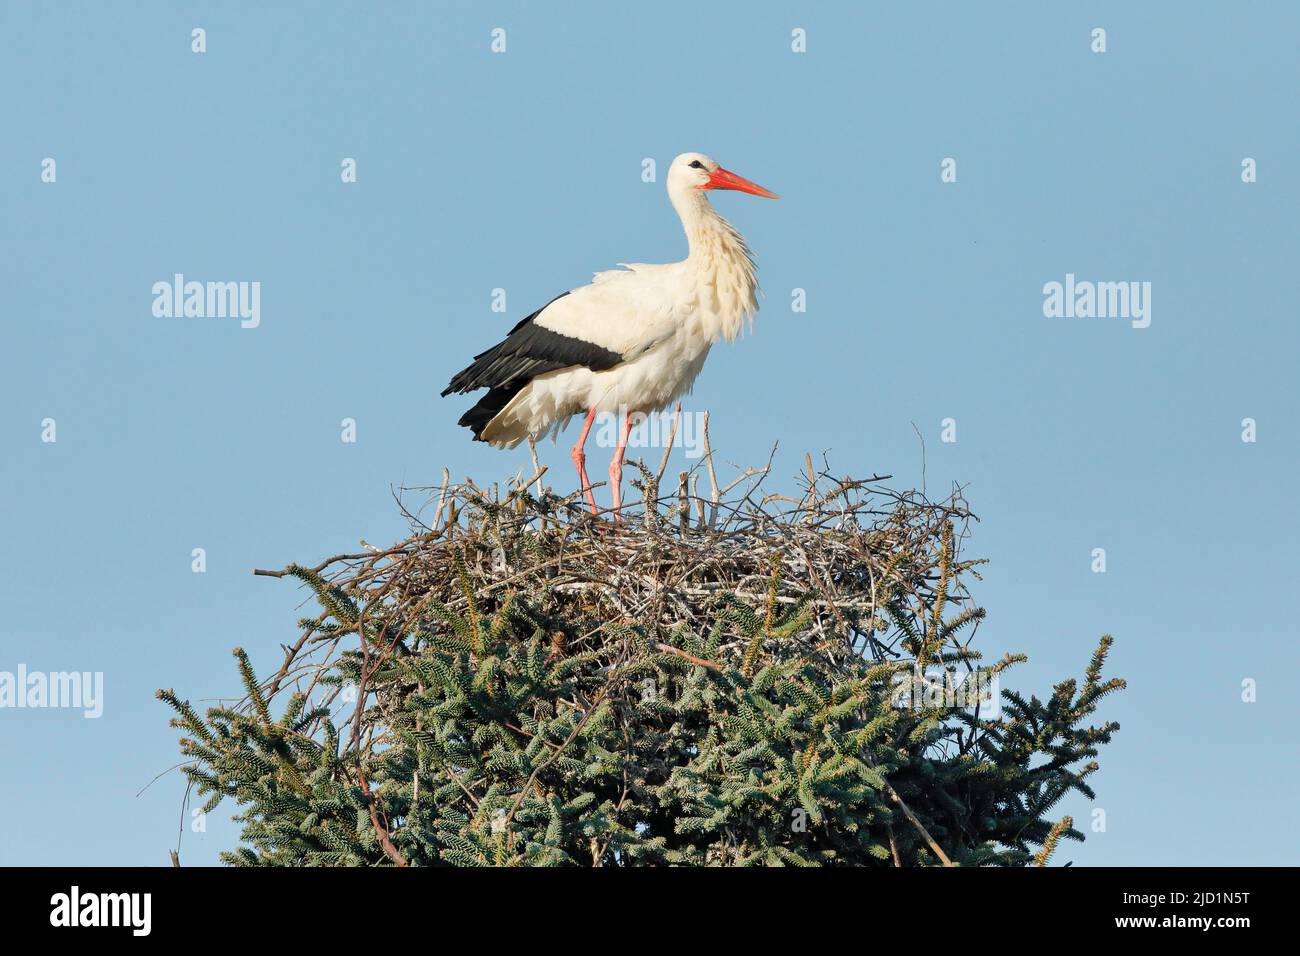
668,152,778,200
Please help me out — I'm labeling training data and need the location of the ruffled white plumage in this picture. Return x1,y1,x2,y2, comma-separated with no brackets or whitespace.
468,153,765,449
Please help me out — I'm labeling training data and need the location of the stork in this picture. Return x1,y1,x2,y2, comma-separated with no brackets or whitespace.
442,152,777,516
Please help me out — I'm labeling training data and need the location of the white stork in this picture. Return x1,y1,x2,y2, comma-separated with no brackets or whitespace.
442,151,777,515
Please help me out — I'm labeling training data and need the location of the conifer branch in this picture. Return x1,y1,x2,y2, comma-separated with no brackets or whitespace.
883,781,955,867
1034,816,1073,866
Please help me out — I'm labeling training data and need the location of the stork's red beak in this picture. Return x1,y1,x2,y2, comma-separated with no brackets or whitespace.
701,166,779,199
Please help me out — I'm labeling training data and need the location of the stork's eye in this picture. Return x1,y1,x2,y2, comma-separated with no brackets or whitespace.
689,160,704,169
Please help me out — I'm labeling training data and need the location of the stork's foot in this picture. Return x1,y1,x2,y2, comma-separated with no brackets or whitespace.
608,461,624,522
606,410,634,522
570,446,598,515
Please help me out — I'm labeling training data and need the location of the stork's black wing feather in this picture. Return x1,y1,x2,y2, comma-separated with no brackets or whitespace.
440,292,623,397
454,385,523,438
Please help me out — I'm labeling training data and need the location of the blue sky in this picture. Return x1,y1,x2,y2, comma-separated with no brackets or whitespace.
1,1,1296,866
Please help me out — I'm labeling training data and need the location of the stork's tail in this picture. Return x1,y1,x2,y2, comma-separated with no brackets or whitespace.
448,384,521,443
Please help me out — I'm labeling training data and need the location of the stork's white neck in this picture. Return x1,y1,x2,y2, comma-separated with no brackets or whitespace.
669,188,759,343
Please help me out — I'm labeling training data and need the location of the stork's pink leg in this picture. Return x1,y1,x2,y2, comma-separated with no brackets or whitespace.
570,408,599,515
608,413,635,520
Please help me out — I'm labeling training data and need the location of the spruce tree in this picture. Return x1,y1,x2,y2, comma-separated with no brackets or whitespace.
160,463,1123,866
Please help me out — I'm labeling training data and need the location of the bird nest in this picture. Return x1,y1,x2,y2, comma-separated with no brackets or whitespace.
252,449,985,699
